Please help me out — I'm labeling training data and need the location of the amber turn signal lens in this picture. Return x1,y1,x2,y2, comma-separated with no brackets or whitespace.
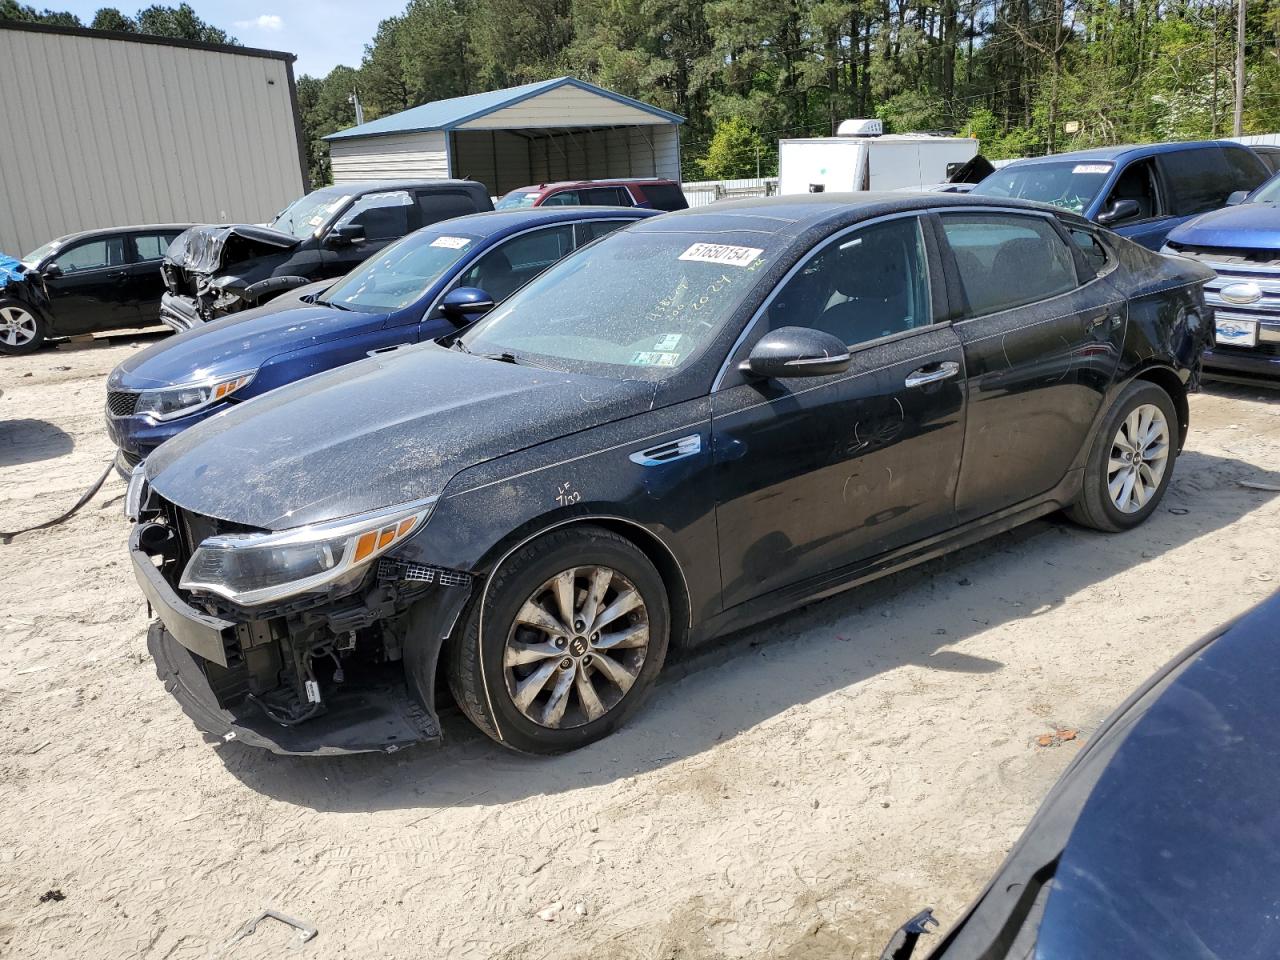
353,531,378,562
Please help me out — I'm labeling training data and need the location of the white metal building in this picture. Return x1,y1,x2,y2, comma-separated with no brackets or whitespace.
0,22,307,256
325,78,684,197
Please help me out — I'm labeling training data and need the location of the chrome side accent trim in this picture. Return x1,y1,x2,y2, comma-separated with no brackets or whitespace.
629,434,702,466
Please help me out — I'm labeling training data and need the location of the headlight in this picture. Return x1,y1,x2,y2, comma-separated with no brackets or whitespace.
179,498,435,607
133,372,254,421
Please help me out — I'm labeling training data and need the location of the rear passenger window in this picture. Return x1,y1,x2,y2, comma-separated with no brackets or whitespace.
417,190,480,226
1067,227,1109,274
1223,147,1269,191
574,220,629,245
134,232,182,260
941,214,1077,317
1161,148,1238,216
583,187,632,206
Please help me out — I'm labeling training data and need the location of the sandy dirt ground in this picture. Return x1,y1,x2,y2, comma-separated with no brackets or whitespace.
1,332,1278,960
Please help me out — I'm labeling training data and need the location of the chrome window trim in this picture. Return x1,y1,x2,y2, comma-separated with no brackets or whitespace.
710,210,932,393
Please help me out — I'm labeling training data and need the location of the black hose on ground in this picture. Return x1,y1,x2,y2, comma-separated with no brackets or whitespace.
1,459,115,543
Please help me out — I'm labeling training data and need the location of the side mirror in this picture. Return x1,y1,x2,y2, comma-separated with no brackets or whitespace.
1227,190,1250,206
438,287,495,325
1096,198,1141,226
42,262,62,278
326,223,366,247
740,326,851,379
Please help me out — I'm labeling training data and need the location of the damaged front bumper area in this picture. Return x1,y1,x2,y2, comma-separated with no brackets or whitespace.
130,512,472,756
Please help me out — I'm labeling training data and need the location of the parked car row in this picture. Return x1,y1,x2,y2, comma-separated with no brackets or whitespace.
120,192,1214,759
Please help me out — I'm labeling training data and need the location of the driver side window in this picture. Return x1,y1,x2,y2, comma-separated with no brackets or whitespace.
332,191,414,241
1102,159,1160,224
453,225,574,303
762,217,932,347
57,236,126,272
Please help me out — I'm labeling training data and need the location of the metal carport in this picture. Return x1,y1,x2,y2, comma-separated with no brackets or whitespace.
324,77,684,197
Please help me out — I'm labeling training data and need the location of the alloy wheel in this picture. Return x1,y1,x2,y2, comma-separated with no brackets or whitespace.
0,306,37,348
502,565,650,729
1108,402,1169,514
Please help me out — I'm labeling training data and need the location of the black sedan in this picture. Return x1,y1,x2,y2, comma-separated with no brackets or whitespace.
882,591,1280,960
126,193,1214,755
0,224,192,354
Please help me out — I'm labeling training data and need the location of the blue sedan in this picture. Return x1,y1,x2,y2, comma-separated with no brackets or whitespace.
105,207,658,474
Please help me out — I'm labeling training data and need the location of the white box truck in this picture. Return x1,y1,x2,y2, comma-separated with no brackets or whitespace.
779,119,979,195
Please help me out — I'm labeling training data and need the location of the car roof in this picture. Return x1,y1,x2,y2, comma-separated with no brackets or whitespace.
627,191,1077,238
417,206,661,235
507,178,676,194
48,223,196,246
310,179,483,196
1000,139,1246,167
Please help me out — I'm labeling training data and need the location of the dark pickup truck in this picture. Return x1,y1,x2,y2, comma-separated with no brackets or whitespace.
159,180,492,330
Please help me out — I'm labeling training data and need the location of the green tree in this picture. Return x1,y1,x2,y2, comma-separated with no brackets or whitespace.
133,4,237,44
90,7,136,31
697,116,770,178
0,1,80,25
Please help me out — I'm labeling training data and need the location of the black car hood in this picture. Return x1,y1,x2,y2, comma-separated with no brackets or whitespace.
165,224,300,275
145,343,657,530
917,592,1280,960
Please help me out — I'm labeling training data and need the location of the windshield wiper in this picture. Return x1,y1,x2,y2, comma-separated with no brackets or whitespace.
317,298,352,311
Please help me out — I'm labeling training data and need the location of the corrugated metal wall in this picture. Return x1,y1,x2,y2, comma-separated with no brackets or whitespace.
0,26,306,256
329,131,450,184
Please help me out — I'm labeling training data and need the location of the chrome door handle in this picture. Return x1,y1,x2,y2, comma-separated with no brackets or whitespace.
904,360,959,388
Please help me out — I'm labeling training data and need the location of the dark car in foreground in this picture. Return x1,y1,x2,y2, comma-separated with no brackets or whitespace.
882,591,1280,960
106,207,656,475
1163,170,1280,384
159,180,492,330
495,178,689,212
0,224,192,355
126,193,1212,756
973,140,1268,249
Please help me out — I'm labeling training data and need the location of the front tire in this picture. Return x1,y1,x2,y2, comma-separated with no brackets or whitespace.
1067,380,1179,532
448,525,670,754
0,300,45,355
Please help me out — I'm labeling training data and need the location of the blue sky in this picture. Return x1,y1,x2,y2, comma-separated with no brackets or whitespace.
56,1,406,77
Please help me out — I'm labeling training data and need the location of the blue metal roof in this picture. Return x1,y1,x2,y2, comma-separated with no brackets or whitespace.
324,77,684,141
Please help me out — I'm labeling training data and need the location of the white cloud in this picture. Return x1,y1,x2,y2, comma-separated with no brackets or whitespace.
234,14,284,31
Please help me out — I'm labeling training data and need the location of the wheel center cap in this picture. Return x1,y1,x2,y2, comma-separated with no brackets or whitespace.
569,636,589,657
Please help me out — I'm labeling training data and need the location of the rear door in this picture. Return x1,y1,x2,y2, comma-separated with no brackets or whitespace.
123,230,185,326
416,188,486,228
711,213,967,608
1154,146,1252,246
939,209,1126,522
41,234,134,333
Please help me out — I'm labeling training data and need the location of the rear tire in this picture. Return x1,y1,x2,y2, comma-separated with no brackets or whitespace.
0,300,45,355
448,525,669,754
1067,380,1179,532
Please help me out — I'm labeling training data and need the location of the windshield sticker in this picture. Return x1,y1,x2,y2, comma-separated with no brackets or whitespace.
306,215,325,227
678,243,764,267
1072,164,1111,175
653,333,683,351
631,351,680,367
431,236,471,249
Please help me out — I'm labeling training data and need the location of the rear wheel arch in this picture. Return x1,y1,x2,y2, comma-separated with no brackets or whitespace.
1128,363,1188,451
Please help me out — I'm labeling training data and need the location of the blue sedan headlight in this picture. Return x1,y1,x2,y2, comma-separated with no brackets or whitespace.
133,372,255,421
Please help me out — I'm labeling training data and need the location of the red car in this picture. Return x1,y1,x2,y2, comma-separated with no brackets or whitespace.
495,178,688,212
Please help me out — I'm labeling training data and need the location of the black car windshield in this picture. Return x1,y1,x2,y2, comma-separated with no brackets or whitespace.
319,229,481,313
495,191,540,210
972,161,1114,215
461,229,778,376
269,192,351,239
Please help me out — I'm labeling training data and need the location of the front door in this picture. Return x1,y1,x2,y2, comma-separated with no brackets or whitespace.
939,210,1126,522
711,214,968,609
41,234,135,334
